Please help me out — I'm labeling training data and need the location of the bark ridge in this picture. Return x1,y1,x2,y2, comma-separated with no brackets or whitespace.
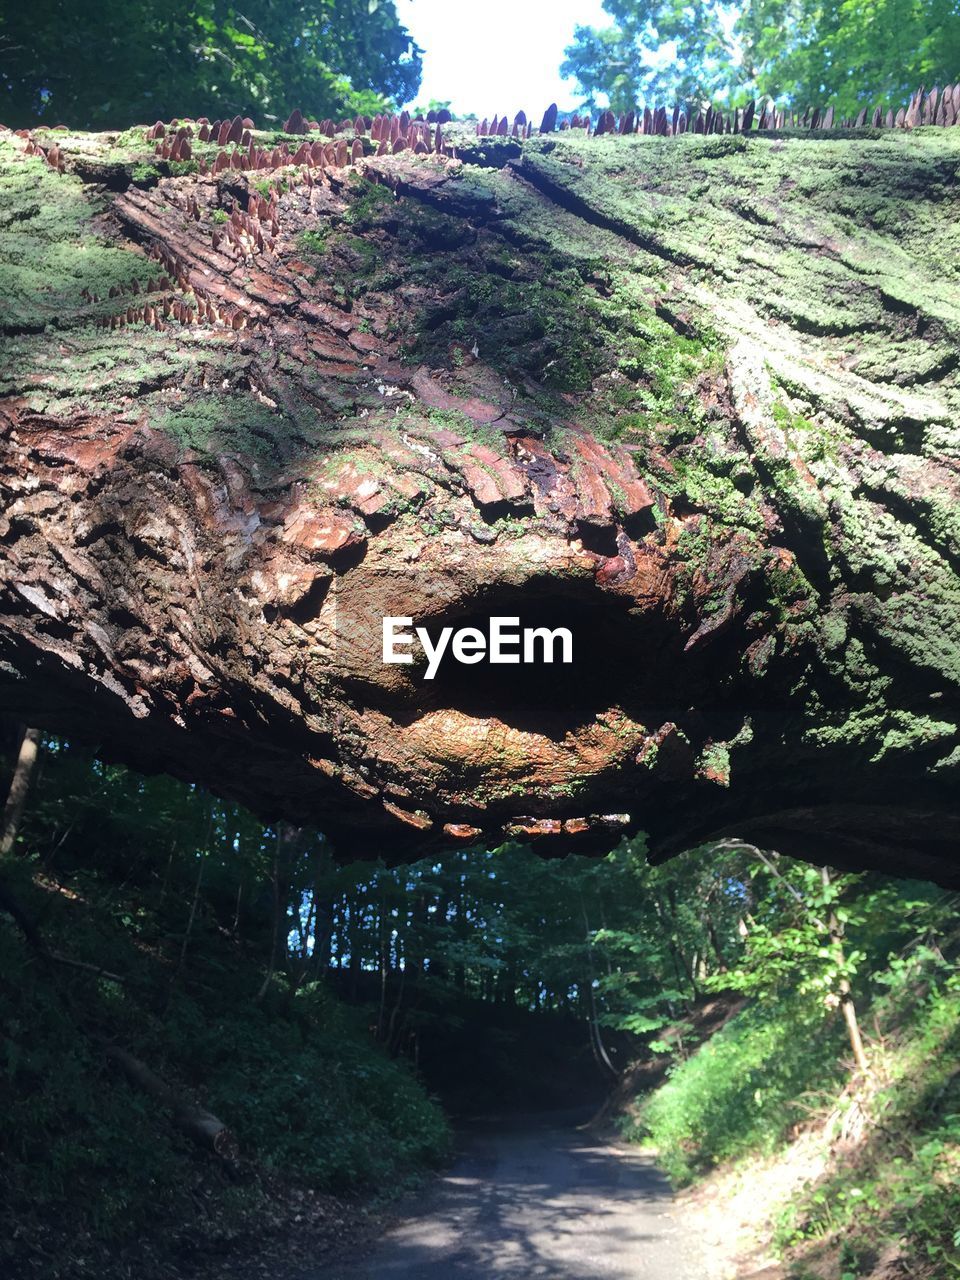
1,117,959,879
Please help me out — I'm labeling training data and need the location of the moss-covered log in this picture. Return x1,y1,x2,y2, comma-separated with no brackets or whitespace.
2,119,960,881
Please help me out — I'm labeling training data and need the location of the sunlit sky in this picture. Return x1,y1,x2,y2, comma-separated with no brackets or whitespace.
396,0,612,115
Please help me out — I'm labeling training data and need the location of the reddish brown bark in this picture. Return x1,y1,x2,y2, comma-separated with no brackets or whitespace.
2,119,960,880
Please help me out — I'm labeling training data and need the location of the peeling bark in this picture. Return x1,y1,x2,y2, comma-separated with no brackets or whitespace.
1,119,960,881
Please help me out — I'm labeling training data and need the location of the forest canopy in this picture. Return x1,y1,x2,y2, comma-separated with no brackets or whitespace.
562,0,960,115
0,0,422,129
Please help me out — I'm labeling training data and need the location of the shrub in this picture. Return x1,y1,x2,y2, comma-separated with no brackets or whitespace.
629,996,845,1183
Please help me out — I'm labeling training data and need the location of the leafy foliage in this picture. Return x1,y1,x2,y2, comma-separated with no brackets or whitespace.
3,726,960,1277
707,858,867,1002
562,0,960,116
773,960,960,1276
0,0,422,129
634,994,845,1181
614,843,960,1274
0,740,448,1278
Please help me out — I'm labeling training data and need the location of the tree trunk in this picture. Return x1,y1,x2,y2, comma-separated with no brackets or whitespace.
104,1044,239,1162
581,896,619,1077
308,840,334,977
821,866,870,1074
347,894,363,1001
2,122,960,880
166,802,212,1005
706,913,728,972
256,820,300,1001
0,727,42,857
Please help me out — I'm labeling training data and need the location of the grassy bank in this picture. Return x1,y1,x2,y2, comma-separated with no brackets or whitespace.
621,927,960,1278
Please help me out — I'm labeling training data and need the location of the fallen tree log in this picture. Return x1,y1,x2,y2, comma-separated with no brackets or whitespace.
1,116,959,880
104,1045,239,1162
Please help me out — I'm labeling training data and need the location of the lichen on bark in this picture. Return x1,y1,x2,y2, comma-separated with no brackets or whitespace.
2,119,959,881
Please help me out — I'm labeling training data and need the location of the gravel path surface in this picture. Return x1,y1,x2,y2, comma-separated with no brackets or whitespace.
323,1116,710,1279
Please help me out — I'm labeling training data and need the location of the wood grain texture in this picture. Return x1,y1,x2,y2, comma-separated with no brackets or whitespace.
2,118,959,878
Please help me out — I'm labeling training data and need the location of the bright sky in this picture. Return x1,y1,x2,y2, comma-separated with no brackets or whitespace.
396,0,612,116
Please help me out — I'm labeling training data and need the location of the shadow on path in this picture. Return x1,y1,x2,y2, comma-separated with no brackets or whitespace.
323,1112,708,1279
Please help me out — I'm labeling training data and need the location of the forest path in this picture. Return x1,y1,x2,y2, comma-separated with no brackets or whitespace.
323,1114,711,1279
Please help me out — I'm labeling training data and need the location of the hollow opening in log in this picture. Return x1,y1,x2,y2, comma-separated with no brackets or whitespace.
409,584,671,736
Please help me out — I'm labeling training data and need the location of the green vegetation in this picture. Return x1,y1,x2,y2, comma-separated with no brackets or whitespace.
614,850,960,1277
297,228,329,253
3,8,960,1276
158,395,294,464
0,736,448,1278
130,162,161,184
0,0,422,130
638,996,845,1179
563,0,960,116
3,738,959,1277
0,141,156,332
774,969,960,1277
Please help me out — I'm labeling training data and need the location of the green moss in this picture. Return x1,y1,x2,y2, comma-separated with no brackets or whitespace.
447,135,523,167
131,163,161,185
876,714,957,760
0,143,157,332
820,613,848,651
661,450,764,528
156,393,301,466
511,130,960,371
343,177,395,229
3,123,958,786
112,125,150,147
697,740,731,785
297,229,328,252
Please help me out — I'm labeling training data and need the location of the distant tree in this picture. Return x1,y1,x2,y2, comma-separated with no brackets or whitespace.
561,0,960,115
407,96,454,120
562,0,736,111
0,0,422,129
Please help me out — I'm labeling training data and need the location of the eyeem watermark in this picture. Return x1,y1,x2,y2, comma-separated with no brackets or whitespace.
383,617,573,680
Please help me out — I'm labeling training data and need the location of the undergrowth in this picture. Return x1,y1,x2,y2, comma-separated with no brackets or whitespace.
625,994,846,1183
0,851,449,1279
623,928,960,1278
774,960,960,1278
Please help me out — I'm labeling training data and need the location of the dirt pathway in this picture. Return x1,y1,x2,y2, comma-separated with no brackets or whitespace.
322,1116,713,1279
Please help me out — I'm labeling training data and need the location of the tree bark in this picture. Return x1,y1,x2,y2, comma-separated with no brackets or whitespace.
2,122,960,880
104,1044,239,1162
0,727,41,857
